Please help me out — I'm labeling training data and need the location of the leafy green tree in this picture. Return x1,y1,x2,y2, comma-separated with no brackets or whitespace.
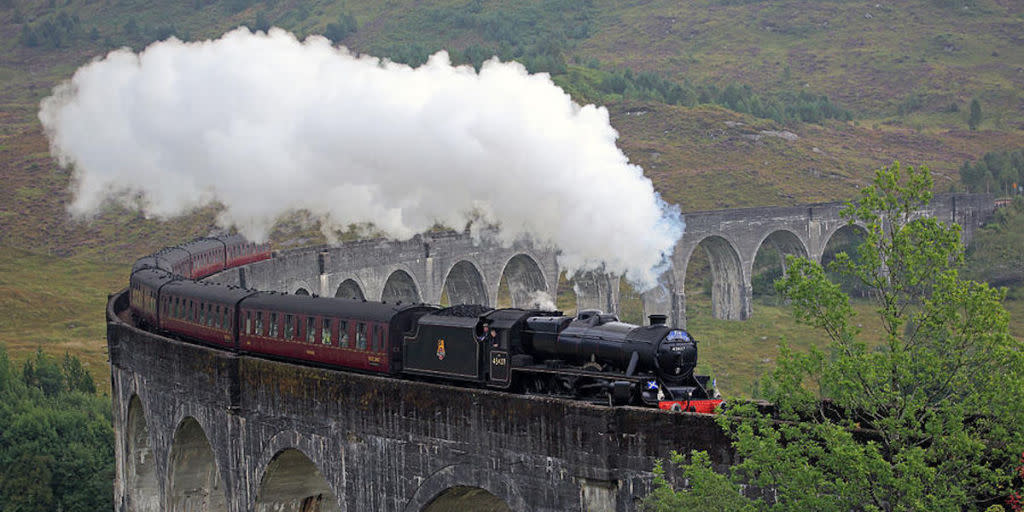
0,344,114,512
23,347,65,397
63,351,96,394
645,162,1024,511
324,11,357,43
969,98,983,130
644,451,756,512
959,149,1024,195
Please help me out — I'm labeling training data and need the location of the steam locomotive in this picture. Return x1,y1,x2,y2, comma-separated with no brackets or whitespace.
129,235,720,410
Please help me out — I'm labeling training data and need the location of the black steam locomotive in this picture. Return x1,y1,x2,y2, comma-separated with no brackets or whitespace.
129,236,719,409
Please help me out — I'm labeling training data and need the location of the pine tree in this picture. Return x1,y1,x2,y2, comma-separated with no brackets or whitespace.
969,98,983,130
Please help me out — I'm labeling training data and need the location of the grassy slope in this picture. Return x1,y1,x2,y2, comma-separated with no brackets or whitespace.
0,247,123,387
1,0,1022,393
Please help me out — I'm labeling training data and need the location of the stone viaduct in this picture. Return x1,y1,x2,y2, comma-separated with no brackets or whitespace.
205,194,995,328
108,194,995,511
108,292,731,512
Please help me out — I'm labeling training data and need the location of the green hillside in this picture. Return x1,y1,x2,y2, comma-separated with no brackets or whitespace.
2,0,1023,256
0,0,1021,391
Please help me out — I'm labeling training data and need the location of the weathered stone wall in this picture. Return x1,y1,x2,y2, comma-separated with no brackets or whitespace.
109,291,729,512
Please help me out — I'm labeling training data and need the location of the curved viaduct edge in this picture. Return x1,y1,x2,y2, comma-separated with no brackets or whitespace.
107,289,734,512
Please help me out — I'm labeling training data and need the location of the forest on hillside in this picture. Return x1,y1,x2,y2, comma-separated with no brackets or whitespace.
0,347,113,512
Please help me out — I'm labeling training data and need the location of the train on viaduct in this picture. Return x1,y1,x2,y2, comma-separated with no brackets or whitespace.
107,194,994,511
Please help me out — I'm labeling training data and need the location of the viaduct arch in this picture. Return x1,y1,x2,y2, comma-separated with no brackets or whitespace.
209,194,993,328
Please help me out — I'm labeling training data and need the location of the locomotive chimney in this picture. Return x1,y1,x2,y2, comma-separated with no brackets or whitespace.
648,314,667,326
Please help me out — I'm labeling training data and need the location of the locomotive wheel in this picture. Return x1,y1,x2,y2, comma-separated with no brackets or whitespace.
581,361,603,372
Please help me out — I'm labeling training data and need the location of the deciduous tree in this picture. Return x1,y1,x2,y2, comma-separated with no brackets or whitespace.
645,162,1024,511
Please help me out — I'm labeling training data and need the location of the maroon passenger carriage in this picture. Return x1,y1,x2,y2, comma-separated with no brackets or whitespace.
129,232,272,345
131,234,272,280
221,233,271,268
159,280,256,350
236,293,435,374
129,268,178,329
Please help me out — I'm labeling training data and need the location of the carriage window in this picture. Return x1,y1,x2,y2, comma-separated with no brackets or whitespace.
370,325,378,352
256,312,264,336
307,317,316,343
285,314,294,340
245,311,252,334
339,321,349,348
322,319,332,345
223,307,231,330
356,323,367,350
214,305,221,328
199,304,206,326
377,326,385,352
270,313,278,338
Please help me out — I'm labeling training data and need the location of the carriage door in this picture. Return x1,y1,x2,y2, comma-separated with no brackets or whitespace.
488,331,510,388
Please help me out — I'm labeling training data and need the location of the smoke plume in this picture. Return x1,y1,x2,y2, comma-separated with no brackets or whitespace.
39,28,683,289
526,291,558,312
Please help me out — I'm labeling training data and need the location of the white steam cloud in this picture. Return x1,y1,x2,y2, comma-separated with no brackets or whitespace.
526,291,558,312
39,28,683,289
